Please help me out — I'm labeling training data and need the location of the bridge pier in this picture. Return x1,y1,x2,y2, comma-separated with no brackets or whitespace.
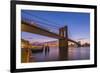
77,41,81,47
59,38,68,48
59,26,68,60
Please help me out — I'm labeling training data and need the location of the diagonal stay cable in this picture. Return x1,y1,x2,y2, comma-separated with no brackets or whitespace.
22,11,61,28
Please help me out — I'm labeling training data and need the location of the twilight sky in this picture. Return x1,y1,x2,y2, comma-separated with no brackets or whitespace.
21,10,90,43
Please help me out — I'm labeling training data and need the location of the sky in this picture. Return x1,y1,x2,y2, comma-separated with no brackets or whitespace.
21,10,90,43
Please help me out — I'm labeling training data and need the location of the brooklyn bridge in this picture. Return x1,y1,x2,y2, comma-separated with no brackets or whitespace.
21,20,81,48
21,11,82,62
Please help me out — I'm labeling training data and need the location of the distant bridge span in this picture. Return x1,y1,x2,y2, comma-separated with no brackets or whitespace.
21,21,79,45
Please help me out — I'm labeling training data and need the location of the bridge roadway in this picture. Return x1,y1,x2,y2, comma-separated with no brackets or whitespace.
21,21,79,45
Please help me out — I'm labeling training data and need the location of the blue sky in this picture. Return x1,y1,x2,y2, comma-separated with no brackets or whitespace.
21,10,90,43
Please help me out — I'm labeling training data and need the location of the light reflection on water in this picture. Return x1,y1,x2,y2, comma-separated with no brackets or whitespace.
30,47,90,62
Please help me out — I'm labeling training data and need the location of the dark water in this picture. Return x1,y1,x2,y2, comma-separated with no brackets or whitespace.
30,47,90,62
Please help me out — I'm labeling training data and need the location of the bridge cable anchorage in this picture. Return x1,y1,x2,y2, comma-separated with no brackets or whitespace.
22,11,61,28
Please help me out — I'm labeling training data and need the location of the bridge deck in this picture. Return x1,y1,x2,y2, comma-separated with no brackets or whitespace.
21,21,79,45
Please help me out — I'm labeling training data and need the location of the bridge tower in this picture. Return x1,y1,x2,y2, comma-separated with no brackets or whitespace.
59,26,68,48
77,41,81,47
59,26,68,60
